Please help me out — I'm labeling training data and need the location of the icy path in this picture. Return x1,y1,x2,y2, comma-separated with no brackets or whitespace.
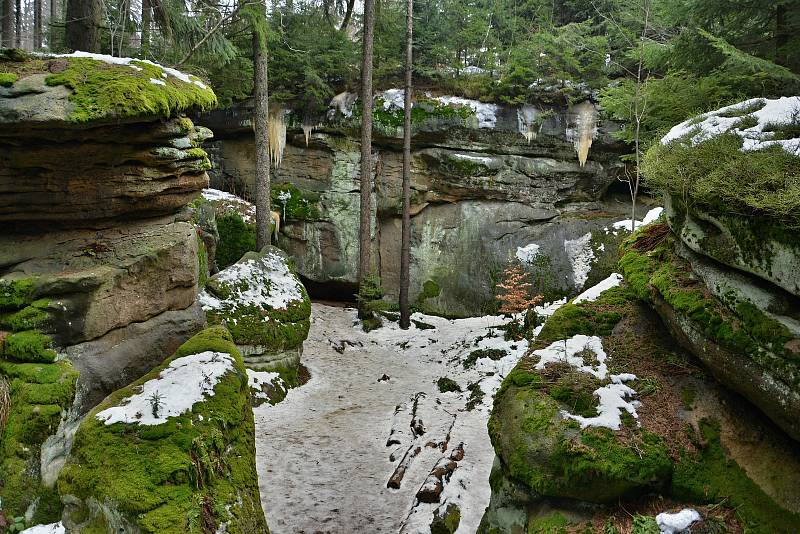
254,302,560,533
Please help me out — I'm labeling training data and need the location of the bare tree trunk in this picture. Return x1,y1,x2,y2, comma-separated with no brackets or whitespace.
33,0,41,48
140,0,149,55
253,29,271,250
65,0,102,52
399,0,413,329
358,0,376,304
775,3,788,66
14,0,20,47
339,0,355,31
1,0,13,47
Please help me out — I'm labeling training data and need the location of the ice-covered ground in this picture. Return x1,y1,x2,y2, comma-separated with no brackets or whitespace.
254,301,561,533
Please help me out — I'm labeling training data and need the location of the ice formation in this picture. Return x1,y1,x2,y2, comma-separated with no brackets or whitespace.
656,508,702,534
566,101,599,166
269,108,287,168
564,232,595,288
516,243,541,263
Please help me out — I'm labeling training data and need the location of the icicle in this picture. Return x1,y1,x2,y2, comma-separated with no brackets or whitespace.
268,108,287,168
517,104,540,144
302,124,314,147
566,101,599,167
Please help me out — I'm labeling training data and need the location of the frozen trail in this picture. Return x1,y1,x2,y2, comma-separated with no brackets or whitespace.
254,303,560,533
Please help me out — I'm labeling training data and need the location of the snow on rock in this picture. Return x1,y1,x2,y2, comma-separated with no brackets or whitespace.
201,188,256,224
656,508,702,534
610,207,664,232
199,249,304,312
451,153,494,166
247,369,283,403
661,96,800,155
564,232,595,288
533,334,608,380
573,273,623,304
379,88,407,111
561,377,640,430
433,95,499,128
52,51,209,89
254,300,565,534
20,524,65,534
95,351,235,426
516,243,541,263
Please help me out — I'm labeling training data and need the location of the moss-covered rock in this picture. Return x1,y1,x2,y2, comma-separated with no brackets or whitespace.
201,247,311,375
1,53,216,125
0,358,79,525
56,326,269,533
216,212,257,270
618,224,800,441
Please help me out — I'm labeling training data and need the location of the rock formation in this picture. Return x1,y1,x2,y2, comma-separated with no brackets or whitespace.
0,51,218,525
198,92,634,316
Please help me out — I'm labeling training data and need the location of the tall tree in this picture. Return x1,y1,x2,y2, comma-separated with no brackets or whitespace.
34,0,42,48
1,0,13,47
13,0,19,47
141,0,151,56
358,0,376,313
252,10,271,250
65,0,103,52
399,0,413,329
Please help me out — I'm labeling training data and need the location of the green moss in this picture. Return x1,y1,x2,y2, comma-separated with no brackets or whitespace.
437,376,461,393
619,229,799,387
197,238,209,289
56,326,268,533
463,348,507,369
672,420,800,532
430,503,461,534
643,133,800,227
0,358,78,520
4,330,57,363
0,277,37,311
0,72,18,86
421,279,441,300
271,183,321,221
370,95,474,130
216,212,257,269
44,57,217,123
528,511,569,534
0,299,52,331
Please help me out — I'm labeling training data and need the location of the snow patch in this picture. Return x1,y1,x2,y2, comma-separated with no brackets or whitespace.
247,369,283,402
656,508,702,534
573,273,623,304
564,232,595,288
52,51,209,89
451,153,493,165
561,376,640,430
20,524,65,534
662,96,800,155
533,334,608,380
433,95,499,128
201,188,256,224
516,243,541,263
95,351,235,426
611,207,664,232
379,88,406,111
149,77,166,86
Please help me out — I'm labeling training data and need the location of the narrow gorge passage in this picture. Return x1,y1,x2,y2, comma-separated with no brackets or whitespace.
254,302,559,533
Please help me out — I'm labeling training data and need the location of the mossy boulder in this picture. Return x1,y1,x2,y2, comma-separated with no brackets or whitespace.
0,52,216,125
665,193,800,298
200,247,311,375
56,326,268,533
0,357,79,525
619,224,800,441
483,261,800,532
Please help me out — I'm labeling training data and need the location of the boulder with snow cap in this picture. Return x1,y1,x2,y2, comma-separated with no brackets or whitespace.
56,326,269,534
200,246,311,379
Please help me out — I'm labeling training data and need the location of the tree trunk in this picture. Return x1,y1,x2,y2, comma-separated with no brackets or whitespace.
1,0,13,47
399,0,413,329
14,0,20,47
140,0,150,56
775,3,789,66
65,0,102,52
33,0,42,48
253,29,272,250
357,0,376,299
339,0,355,31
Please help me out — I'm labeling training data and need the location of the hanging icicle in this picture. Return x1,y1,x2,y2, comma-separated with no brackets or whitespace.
517,104,540,144
268,107,287,168
302,124,314,147
566,101,599,167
